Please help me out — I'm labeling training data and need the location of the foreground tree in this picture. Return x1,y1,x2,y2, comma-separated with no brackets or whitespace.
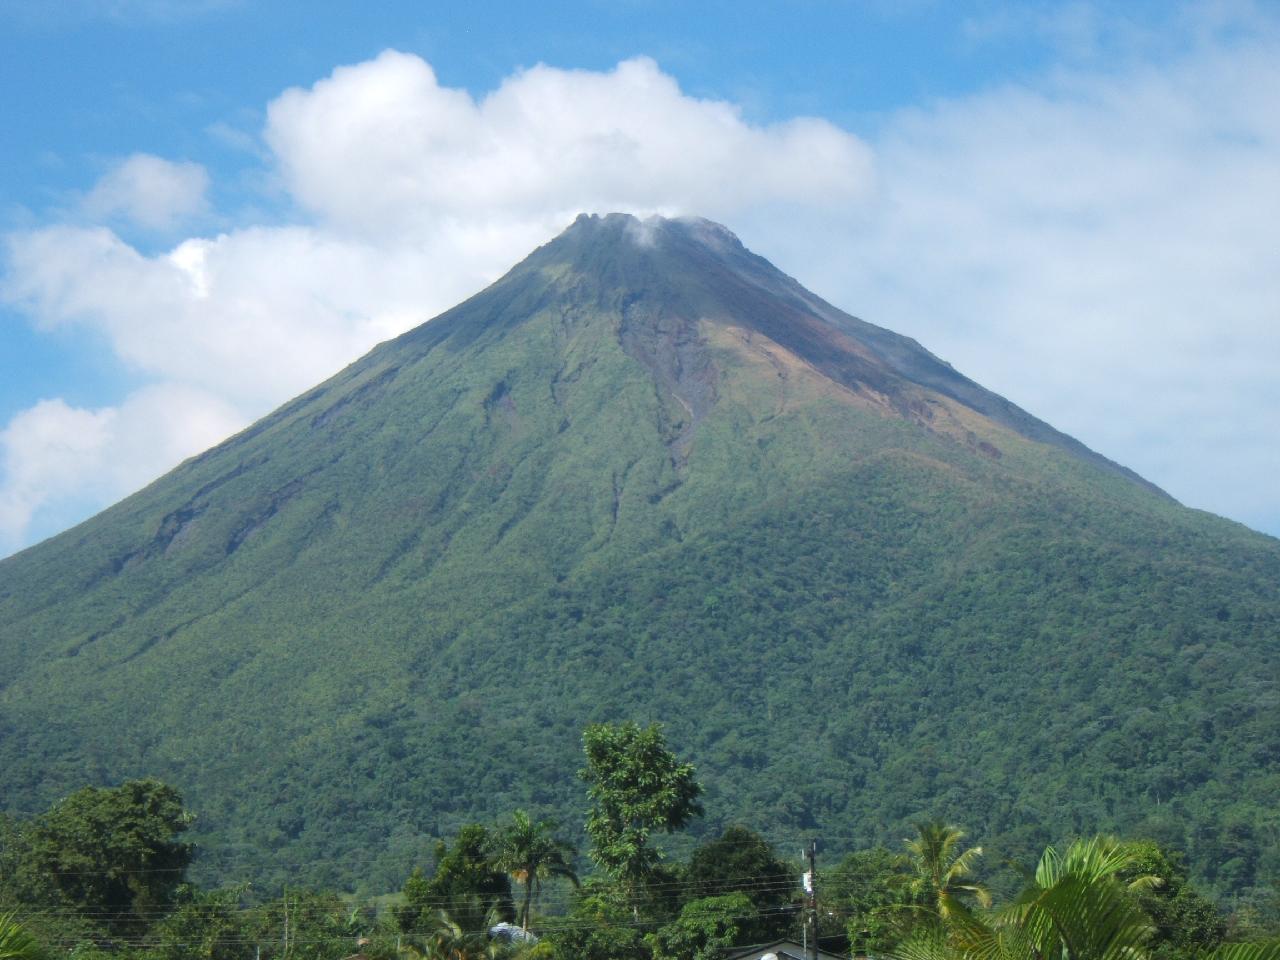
905,821,991,924
685,826,797,943
489,811,578,933
647,892,754,960
579,721,702,909
538,880,650,960
249,889,380,960
0,913,46,960
892,836,1154,960
401,910,512,960
825,846,915,954
143,886,249,960
1120,840,1226,960
398,826,514,938
27,779,194,938
1001,836,1156,960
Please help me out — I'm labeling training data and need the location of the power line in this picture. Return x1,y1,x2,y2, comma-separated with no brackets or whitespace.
3,829,849,879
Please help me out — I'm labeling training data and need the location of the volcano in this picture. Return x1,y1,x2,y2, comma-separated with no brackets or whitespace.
1,213,1276,892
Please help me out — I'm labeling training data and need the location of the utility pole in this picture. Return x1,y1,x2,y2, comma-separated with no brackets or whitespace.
805,838,818,960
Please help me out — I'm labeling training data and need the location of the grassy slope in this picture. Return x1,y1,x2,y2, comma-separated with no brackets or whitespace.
0,222,1277,895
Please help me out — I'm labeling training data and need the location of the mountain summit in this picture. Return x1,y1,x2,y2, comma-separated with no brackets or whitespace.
412,213,1152,488
1,214,1276,891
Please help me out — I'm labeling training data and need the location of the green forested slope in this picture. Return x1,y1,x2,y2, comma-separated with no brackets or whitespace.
0,214,1276,896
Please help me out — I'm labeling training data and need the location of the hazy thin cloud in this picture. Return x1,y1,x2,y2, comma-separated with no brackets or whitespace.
84,154,210,231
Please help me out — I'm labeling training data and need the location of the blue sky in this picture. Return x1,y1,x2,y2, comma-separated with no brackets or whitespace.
2,0,1278,554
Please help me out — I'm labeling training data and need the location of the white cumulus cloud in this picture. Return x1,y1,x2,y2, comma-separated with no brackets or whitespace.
264,52,873,237
4,225,444,408
0,385,241,551
1,52,874,554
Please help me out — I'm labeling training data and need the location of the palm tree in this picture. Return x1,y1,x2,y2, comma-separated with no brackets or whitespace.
1000,837,1154,960
399,911,506,960
490,810,579,933
891,835,1154,960
426,912,498,960
0,913,46,960
905,820,992,924
893,836,1280,960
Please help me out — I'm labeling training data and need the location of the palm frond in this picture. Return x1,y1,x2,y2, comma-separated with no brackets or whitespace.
889,926,962,960
1026,872,1152,960
0,913,45,960
949,846,986,880
1198,942,1280,960
960,921,1041,960
1059,837,1146,887
1034,844,1065,888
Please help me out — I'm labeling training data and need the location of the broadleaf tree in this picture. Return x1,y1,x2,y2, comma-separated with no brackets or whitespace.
26,779,194,938
579,721,703,909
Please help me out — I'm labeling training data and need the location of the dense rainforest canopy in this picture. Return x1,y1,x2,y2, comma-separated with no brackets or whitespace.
1,724,1277,960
